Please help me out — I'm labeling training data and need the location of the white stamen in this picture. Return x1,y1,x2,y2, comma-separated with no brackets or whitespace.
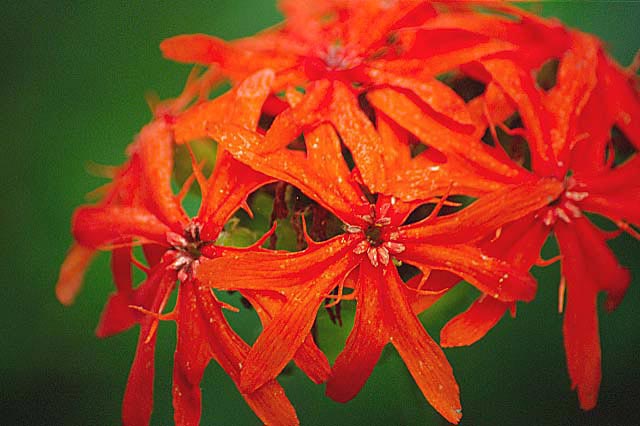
564,201,582,218
166,231,188,247
377,246,390,266
383,241,406,254
555,207,572,224
565,191,589,202
367,247,379,267
360,214,374,224
353,240,369,255
375,217,391,226
177,268,190,283
378,203,391,218
346,225,363,234
170,254,191,271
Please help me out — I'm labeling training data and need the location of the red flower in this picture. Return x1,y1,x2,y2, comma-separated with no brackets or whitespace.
56,72,309,426
420,32,640,409
160,1,530,195
202,84,563,421
56,156,142,307
56,1,639,422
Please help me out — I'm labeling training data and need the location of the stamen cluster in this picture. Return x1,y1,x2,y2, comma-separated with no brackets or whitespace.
348,203,406,267
165,222,209,282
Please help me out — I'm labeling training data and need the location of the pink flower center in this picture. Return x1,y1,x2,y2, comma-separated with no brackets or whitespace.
323,43,362,70
542,176,589,226
164,222,211,282
347,203,405,267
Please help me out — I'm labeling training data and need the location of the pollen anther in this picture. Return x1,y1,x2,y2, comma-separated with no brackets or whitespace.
565,191,588,201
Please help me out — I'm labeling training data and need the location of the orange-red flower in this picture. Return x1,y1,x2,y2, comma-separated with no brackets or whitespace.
56,1,640,423
429,32,640,409
56,73,310,426
201,79,563,421
160,1,538,195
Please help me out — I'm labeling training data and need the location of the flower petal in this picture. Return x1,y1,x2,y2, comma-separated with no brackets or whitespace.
570,57,613,174
577,155,640,226
605,56,640,150
96,292,140,338
239,252,359,393
173,93,234,144
326,263,388,403
208,121,365,224
368,70,473,126
55,244,95,305
382,266,462,424
230,69,275,130
96,265,160,338
342,0,436,50
262,81,331,152
134,121,187,229
382,28,515,79
367,87,523,182
173,282,299,426
467,81,515,130
483,213,549,269
176,68,276,144
542,33,598,159
172,285,209,426
72,206,170,249
328,81,388,193
199,152,274,240
568,217,631,311
440,213,549,347
555,221,602,410
161,34,228,65
111,246,133,292
244,290,331,385
143,244,166,268
401,178,562,244
375,111,514,200
480,58,555,174
440,296,509,347
123,319,157,426
399,243,536,302
198,287,300,426
406,270,460,315
221,31,302,85
199,235,354,290
122,269,175,426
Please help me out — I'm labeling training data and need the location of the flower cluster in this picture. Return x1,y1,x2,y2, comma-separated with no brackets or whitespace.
56,1,640,425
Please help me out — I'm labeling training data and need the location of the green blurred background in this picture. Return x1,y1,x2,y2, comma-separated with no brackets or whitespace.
2,1,639,425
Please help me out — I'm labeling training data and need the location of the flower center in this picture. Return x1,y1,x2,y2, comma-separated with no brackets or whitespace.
164,222,211,282
324,44,354,69
542,176,588,226
365,225,383,247
183,239,203,259
346,203,405,267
